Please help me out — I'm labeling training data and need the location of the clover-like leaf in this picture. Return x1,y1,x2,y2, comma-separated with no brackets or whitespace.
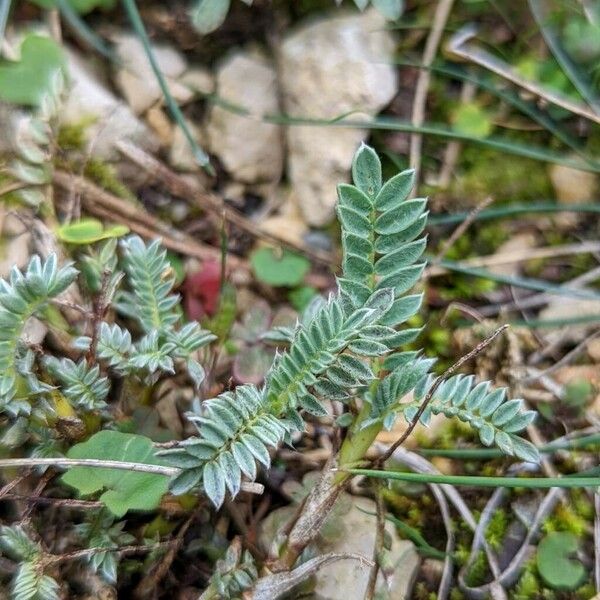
536,532,586,591
61,431,170,517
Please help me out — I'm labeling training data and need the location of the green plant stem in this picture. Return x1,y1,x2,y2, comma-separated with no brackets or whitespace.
57,0,118,61
357,507,446,559
121,0,212,174
347,469,600,488
204,94,600,172
430,256,600,301
419,432,600,459
336,402,382,482
428,202,600,225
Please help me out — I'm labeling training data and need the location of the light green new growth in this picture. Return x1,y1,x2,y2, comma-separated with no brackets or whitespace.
170,144,540,508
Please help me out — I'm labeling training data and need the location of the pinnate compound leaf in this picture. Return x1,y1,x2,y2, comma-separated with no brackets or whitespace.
62,431,170,517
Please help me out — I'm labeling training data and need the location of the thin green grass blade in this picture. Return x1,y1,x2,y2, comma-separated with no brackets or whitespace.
395,59,590,161
122,0,212,173
429,256,600,301
529,0,600,115
357,117,600,173
419,433,600,459
347,469,600,488
202,94,600,173
57,0,118,62
429,202,600,225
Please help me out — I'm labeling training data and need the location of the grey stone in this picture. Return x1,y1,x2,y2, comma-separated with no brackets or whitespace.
280,10,398,226
206,50,283,184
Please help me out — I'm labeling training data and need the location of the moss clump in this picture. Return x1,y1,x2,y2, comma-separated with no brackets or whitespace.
542,503,588,538
511,565,541,600
485,508,509,550
451,146,553,204
462,550,489,587
83,158,137,202
57,119,95,151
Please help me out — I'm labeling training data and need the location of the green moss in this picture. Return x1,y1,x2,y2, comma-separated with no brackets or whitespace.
576,583,596,599
83,158,137,202
485,508,509,550
512,566,541,600
57,118,96,151
413,582,437,600
463,550,489,587
450,590,466,600
542,503,588,538
451,146,553,204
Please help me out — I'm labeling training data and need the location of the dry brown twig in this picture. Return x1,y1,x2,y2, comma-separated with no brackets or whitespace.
376,324,509,466
409,0,456,182
434,196,494,263
116,140,334,266
364,480,386,600
53,169,247,269
447,24,600,125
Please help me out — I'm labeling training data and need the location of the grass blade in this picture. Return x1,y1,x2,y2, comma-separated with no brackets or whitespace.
429,202,600,225
203,94,600,173
121,0,212,173
347,468,600,488
528,0,600,116
57,0,118,62
395,59,590,161
429,256,600,301
419,433,600,459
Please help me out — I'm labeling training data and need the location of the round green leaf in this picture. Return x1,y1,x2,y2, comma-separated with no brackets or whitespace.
250,248,310,287
536,532,586,590
57,218,129,244
61,431,170,517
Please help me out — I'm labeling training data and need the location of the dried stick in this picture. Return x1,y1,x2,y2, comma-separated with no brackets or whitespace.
1,495,103,509
427,240,600,277
409,0,456,182
595,492,600,592
434,196,494,262
0,458,263,495
116,141,334,266
53,170,246,269
447,25,600,125
437,81,477,188
45,541,174,566
376,324,509,466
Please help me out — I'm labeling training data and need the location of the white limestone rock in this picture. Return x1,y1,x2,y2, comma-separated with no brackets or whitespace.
206,50,283,184
280,9,398,226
